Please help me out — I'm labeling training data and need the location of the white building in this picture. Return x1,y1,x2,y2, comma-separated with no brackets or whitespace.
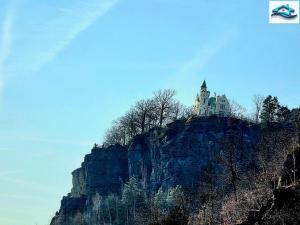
192,80,230,117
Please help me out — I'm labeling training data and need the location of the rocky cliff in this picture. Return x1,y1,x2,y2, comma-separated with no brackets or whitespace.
50,116,261,225
71,144,128,197
127,116,260,194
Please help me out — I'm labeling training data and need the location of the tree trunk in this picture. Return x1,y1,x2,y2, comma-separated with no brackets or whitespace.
293,151,296,184
133,198,136,220
115,198,118,224
159,108,164,127
141,114,146,133
108,205,112,225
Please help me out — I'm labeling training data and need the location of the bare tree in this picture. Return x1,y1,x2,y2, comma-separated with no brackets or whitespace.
221,186,272,225
220,128,246,201
257,129,294,189
253,95,264,124
120,110,138,139
134,99,156,133
290,137,298,185
92,193,103,224
153,89,176,127
228,99,247,119
172,101,193,120
103,89,188,146
103,120,127,146
192,161,223,225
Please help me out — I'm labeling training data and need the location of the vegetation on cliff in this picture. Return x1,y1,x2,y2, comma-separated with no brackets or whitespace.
51,92,300,225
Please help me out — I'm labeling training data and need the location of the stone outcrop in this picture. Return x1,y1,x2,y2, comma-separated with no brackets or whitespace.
71,144,129,197
50,116,261,225
128,116,260,194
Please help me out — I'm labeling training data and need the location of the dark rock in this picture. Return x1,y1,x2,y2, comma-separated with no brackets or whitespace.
71,144,128,197
60,196,87,215
50,117,261,225
128,117,260,194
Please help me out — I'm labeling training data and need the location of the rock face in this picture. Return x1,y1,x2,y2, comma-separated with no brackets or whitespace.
128,116,260,194
51,145,128,225
71,144,129,197
50,116,260,225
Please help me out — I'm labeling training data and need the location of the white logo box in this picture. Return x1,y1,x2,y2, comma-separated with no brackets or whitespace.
269,1,299,24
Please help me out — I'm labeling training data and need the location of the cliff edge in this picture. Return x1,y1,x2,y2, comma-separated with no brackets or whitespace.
50,116,260,225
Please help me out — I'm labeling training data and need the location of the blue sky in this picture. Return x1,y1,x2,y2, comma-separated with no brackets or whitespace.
0,0,299,225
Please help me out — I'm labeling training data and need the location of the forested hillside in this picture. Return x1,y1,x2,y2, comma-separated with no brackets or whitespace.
50,92,300,225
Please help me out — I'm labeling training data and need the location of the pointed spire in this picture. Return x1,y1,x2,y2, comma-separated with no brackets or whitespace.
201,80,207,89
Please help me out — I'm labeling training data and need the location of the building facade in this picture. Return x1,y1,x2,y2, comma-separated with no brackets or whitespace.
192,81,230,117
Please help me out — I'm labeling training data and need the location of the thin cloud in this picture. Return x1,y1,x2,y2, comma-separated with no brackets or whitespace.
22,135,91,147
0,169,21,177
176,30,236,77
164,29,237,103
2,0,120,80
0,174,59,194
27,0,120,73
0,0,119,110
0,132,91,147
0,80,3,103
0,2,15,69
0,1,16,104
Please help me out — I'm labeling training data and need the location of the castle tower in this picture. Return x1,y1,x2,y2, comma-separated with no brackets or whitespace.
192,80,230,117
201,80,207,91
198,80,210,115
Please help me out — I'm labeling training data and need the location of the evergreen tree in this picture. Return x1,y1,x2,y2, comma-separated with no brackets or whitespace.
260,95,280,124
121,177,145,223
276,105,291,122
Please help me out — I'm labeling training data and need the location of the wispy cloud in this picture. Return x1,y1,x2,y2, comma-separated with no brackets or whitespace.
0,173,59,194
20,135,91,147
176,29,236,78
164,29,237,103
0,132,91,147
0,193,51,203
0,1,17,104
0,169,21,177
1,0,119,91
25,0,120,73
0,2,15,70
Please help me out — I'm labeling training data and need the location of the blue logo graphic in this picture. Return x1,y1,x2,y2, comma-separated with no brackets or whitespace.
272,4,298,19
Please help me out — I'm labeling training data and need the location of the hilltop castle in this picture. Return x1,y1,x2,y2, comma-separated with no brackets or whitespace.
192,81,230,117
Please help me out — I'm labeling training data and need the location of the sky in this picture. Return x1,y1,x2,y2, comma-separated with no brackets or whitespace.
0,0,299,225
